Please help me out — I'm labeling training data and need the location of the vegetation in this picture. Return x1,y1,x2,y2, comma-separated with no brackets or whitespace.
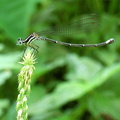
0,0,120,120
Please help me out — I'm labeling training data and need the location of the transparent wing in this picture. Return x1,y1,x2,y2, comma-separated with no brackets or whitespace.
37,14,100,36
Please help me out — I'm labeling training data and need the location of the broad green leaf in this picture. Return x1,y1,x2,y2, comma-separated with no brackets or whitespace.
65,54,102,81
29,63,120,117
0,53,21,70
0,0,37,42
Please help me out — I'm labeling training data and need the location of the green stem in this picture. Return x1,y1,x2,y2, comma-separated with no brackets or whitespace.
16,51,36,120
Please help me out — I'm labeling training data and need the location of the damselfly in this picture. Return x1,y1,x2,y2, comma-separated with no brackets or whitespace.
17,14,114,54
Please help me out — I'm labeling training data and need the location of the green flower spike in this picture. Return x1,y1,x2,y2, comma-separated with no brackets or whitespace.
16,51,36,120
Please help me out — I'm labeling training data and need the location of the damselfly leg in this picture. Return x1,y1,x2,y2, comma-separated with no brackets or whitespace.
22,46,27,57
28,43,39,55
21,43,39,57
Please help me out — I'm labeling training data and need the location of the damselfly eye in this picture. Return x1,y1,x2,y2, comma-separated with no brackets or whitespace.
16,38,23,45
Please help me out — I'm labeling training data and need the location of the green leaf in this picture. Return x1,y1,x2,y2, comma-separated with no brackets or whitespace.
0,53,21,70
0,99,10,117
0,71,12,86
32,57,65,83
0,0,37,41
29,62,120,118
65,54,102,81
88,92,120,120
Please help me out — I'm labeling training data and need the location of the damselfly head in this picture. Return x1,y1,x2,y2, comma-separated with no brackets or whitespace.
17,38,23,45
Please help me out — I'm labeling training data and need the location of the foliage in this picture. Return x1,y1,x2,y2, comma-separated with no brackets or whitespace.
0,0,120,120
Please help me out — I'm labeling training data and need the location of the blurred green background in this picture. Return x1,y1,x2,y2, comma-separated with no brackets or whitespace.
0,0,120,120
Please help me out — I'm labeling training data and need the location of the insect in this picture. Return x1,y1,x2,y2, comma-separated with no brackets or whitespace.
17,14,114,55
